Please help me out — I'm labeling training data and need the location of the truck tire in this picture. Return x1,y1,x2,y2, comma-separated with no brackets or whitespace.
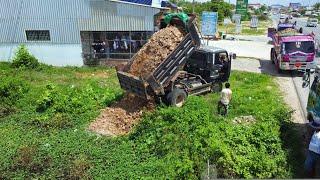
211,82,222,93
166,88,187,107
270,48,275,64
276,60,282,74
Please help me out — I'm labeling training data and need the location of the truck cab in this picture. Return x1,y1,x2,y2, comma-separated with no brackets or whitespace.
270,33,317,73
184,46,232,86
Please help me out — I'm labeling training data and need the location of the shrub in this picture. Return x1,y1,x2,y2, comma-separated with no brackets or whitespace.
258,14,269,21
11,44,39,69
33,82,121,130
0,77,28,117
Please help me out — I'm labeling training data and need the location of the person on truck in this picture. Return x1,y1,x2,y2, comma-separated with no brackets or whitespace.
218,83,232,116
304,120,320,177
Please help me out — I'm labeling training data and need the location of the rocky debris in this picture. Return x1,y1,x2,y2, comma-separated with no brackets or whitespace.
232,115,256,125
128,26,185,78
88,93,155,136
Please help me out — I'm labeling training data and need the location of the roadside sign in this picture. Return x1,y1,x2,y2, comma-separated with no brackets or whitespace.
232,14,241,25
223,18,232,26
235,0,248,16
235,24,242,34
250,15,258,28
201,11,218,36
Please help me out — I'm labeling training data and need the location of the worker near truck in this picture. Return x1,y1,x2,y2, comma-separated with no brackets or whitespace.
304,119,320,177
218,83,232,116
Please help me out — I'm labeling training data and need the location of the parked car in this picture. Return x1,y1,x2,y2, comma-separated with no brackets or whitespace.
280,14,287,20
307,18,318,27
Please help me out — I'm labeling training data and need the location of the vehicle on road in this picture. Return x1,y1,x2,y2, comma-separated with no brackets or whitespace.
268,21,302,38
303,66,320,122
116,14,235,107
280,14,287,20
307,18,318,27
270,29,317,73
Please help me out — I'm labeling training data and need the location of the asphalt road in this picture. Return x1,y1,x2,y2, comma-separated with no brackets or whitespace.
295,18,320,42
292,18,320,120
270,15,320,120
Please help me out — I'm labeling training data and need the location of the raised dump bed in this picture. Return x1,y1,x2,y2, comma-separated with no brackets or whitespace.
117,14,201,100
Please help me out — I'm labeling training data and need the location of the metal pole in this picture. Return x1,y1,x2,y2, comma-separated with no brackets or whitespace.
192,0,195,13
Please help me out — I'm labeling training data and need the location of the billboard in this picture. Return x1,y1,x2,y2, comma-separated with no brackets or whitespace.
250,15,258,28
235,0,248,16
201,12,218,36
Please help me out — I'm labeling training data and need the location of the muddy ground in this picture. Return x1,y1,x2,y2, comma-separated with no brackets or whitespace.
88,94,155,136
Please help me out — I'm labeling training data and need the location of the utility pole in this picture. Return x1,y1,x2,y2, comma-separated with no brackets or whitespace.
192,0,195,13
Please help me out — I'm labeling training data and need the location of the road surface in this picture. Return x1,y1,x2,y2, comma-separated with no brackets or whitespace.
271,15,320,120
292,17,320,120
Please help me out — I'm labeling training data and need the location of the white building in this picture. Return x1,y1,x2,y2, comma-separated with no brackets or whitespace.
0,0,163,66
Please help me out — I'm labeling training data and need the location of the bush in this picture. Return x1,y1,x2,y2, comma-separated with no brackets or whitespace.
0,77,28,117
12,45,39,69
33,82,121,130
258,14,269,21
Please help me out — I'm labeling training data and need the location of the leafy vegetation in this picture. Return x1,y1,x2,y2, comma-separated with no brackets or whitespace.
11,45,40,69
0,62,304,178
218,20,271,35
172,0,233,21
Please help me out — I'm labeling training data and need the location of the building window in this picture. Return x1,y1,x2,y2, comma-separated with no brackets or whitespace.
26,30,51,41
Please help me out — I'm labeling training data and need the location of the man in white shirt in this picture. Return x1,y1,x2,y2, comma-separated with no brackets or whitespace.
305,119,320,177
218,83,232,116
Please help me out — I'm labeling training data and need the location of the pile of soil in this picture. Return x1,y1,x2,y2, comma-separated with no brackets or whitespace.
88,94,155,136
128,26,185,78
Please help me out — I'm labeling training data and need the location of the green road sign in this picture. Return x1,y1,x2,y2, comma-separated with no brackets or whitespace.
235,0,248,16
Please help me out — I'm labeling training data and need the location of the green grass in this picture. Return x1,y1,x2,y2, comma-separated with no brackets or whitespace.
218,20,271,36
0,62,304,178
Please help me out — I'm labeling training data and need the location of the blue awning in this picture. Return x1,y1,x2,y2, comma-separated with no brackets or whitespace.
119,0,152,6
161,1,177,8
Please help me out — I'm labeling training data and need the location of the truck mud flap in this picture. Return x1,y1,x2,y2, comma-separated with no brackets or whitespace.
117,71,150,99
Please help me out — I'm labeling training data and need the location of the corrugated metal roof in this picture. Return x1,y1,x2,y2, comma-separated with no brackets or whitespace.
0,0,159,43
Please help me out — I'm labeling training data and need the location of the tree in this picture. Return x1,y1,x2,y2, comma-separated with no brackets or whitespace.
314,3,320,10
174,0,233,21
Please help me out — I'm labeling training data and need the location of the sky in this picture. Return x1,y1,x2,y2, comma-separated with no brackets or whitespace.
223,0,318,6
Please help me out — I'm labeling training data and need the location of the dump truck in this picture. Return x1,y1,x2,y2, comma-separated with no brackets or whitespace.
268,21,303,38
116,13,235,107
270,28,317,73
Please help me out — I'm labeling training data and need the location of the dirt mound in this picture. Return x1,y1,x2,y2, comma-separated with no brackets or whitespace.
232,115,256,125
88,94,155,136
128,26,185,78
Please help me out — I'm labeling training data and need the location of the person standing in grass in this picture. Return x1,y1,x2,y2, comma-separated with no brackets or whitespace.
218,82,232,116
305,119,320,178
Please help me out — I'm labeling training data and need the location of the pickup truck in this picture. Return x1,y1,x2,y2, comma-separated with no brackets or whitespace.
270,29,317,73
116,14,235,107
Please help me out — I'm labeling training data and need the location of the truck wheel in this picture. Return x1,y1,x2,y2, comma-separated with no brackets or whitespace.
166,88,187,107
270,48,275,64
211,82,222,93
276,60,282,74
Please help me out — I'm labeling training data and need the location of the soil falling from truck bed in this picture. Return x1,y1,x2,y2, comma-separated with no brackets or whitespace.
88,94,155,136
128,26,185,78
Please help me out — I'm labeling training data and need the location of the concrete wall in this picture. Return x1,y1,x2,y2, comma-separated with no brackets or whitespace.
0,44,82,66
